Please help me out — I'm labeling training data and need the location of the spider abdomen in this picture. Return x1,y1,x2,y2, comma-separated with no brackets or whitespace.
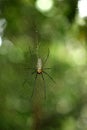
37,58,43,74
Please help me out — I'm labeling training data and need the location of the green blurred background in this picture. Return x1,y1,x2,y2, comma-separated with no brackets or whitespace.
0,0,87,130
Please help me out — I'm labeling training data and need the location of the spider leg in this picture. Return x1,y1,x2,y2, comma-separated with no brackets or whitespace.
44,68,51,69
23,70,36,86
32,70,36,74
31,73,38,98
41,73,46,99
29,47,36,68
43,71,56,84
29,47,33,58
24,67,35,69
23,78,30,86
43,49,50,66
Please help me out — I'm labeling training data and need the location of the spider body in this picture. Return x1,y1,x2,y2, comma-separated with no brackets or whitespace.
37,58,43,74
24,49,55,99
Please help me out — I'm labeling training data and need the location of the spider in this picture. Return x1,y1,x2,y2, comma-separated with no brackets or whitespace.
24,49,55,99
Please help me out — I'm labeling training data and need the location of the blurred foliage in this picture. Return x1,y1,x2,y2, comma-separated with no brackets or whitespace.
0,0,87,130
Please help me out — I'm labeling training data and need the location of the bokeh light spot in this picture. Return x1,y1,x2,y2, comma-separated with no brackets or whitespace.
0,36,2,46
78,0,87,18
35,0,53,12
